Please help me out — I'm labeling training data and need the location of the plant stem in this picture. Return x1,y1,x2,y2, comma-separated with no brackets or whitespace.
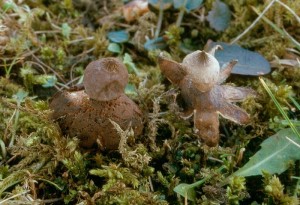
0,139,6,159
289,96,300,111
9,108,20,147
175,0,188,27
155,1,164,38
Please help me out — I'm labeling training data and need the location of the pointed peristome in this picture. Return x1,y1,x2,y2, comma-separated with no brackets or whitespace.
158,53,187,85
198,51,210,64
182,50,220,92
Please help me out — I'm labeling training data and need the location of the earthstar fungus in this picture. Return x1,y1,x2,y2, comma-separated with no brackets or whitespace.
50,58,143,150
158,46,256,146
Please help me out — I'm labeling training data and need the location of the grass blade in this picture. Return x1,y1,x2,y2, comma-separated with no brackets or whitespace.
259,77,300,140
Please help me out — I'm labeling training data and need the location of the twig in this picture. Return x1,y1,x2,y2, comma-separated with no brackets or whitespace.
155,1,164,38
31,53,66,83
230,0,276,44
0,191,30,204
176,0,188,27
68,37,94,44
148,176,154,192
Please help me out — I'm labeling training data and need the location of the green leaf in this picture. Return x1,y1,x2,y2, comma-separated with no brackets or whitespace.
233,128,300,177
39,75,57,88
207,41,270,75
174,183,196,201
123,53,141,76
13,90,28,106
125,84,138,96
207,0,231,31
107,43,121,53
173,0,203,12
144,37,167,50
174,166,225,201
61,23,71,39
3,1,15,12
107,30,129,43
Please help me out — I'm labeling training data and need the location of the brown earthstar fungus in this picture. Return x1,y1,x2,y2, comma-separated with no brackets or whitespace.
49,58,143,150
158,46,256,146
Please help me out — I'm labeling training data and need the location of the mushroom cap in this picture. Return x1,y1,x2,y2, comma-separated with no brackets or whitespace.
182,50,220,92
83,58,128,101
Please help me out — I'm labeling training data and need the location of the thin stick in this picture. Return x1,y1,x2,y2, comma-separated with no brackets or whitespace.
31,54,66,83
230,0,276,44
155,0,164,38
0,191,29,204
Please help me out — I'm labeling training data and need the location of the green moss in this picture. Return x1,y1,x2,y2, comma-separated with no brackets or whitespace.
263,173,299,205
0,0,299,204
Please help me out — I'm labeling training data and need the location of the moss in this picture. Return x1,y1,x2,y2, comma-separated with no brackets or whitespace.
0,0,299,204
263,173,299,205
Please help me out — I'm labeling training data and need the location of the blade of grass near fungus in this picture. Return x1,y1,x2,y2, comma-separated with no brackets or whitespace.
251,6,300,51
259,77,300,140
289,96,300,111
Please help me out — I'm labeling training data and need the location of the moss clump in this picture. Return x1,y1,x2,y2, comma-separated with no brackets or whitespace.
0,0,300,204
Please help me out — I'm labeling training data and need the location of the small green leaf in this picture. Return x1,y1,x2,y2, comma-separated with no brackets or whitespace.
108,43,121,53
61,23,71,39
173,0,203,12
125,84,137,96
39,75,57,88
233,128,300,177
207,0,231,31
3,1,15,12
144,37,167,51
107,30,129,43
174,166,225,201
43,75,57,88
123,53,141,76
174,183,196,201
13,90,28,105
207,41,270,75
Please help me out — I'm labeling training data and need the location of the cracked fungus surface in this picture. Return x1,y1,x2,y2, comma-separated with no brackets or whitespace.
50,90,143,150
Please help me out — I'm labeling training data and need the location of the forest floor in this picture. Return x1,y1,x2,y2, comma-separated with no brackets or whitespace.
0,0,300,204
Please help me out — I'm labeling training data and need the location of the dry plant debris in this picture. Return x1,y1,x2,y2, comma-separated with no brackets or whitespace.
49,58,143,150
158,45,256,146
123,0,149,22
